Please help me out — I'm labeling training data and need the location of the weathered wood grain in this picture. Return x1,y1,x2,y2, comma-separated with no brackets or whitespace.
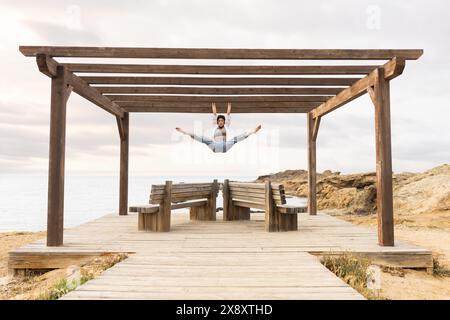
19,46,423,60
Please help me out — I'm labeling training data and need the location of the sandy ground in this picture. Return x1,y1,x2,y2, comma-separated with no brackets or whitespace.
334,213,450,300
1,215,449,299
0,232,46,277
0,232,126,300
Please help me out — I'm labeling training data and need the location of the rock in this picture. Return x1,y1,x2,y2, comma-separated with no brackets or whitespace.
253,164,450,217
66,265,81,289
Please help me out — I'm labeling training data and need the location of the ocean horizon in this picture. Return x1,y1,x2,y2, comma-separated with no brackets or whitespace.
0,175,307,232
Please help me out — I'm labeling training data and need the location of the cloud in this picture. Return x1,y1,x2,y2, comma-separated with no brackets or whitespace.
1,0,449,175
22,19,101,45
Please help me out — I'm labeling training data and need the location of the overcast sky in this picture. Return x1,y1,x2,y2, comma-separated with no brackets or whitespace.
0,0,449,178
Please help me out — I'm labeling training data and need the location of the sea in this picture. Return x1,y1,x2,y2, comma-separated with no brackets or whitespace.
0,175,307,232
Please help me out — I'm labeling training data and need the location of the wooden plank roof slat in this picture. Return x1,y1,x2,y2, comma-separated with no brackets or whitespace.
64,63,378,75
104,95,333,103
95,87,345,95
81,76,360,86
19,46,423,60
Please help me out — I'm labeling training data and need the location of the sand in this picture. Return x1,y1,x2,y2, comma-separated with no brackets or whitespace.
0,232,126,300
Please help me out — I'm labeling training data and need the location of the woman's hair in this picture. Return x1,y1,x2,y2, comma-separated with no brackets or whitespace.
217,114,226,122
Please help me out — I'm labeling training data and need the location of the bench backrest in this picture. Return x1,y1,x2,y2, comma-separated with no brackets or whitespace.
149,181,218,204
228,181,286,208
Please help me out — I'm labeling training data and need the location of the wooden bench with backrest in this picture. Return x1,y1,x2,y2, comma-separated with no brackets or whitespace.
221,179,306,231
129,179,219,232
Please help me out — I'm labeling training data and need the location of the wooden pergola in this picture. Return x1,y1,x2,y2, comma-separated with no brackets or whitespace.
19,46,423,247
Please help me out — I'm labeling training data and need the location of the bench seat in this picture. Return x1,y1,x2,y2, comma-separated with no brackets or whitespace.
129,180,218,232
222,180,307,231
130,199,208,214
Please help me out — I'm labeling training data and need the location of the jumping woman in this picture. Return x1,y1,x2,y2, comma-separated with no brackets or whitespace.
176,102,261,153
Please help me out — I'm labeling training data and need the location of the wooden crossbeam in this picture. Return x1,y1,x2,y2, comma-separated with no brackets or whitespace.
117,101,319,108
105,95,332,103
64,63,377,75
311,58,405,119
34,55,125,118
67,73,124,118
123,104,313,114
36,54,58,77
312,116,321,141
96,86,345,95
120,101,318,113
20,46,423,60
116,115,126,140
82,76,359,86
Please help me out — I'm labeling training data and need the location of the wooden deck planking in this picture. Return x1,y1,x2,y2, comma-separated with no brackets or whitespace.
62,249,362,300
9,211,432,299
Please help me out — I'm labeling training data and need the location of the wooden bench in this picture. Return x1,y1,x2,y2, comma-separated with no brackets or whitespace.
129,180,219,232
222,179,306,231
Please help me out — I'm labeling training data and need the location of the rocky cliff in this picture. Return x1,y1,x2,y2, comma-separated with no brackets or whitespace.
254,164,450,220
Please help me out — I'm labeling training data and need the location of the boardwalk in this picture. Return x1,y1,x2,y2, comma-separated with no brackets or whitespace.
10,211,432,300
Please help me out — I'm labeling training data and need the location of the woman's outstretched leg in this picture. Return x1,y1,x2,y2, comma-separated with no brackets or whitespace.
176,127,215,149
225,125,261,151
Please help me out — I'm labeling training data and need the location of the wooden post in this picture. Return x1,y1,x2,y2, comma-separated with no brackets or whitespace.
119,113,129,216
208,179,218,221
223,179,236,221
264,181,276,231
370,68,395,246
190,179,218,221
222,179,230,220
47,66,70,246
307,113,318,215
157,180,172,232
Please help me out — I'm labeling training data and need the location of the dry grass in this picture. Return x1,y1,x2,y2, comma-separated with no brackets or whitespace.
0,253,128,300
320,253,385,300
37,253,128,300
433,257,450,277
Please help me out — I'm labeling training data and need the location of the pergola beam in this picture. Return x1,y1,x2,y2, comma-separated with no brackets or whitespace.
105,95,332,103
20,46,423,60
66,73,125,118
116,115,125,140
310,57,405,119
117,101,319,108
36,54,58,77
34,55,125,118
96,87,345,95
65,63,377,75
312,116,321,141
83,76,359,86
121,106,315,113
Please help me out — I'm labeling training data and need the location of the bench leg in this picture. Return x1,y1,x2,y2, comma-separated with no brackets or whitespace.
138,212,145,230
190,204,216,221
266,211,298,232
138,210,170,232
278,213,298,231
156,209,171,232
139,212,160,232
234,206,250,220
